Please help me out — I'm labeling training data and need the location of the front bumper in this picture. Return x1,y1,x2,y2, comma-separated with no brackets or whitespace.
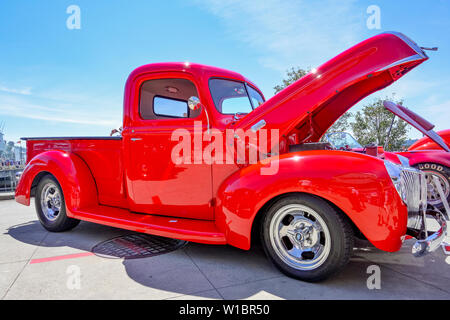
411,209,447,257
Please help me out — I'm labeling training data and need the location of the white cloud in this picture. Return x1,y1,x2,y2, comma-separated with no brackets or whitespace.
0,85,32,95
378,78,441,101
193,0,364,73
419,99,450,133
0,94,120,127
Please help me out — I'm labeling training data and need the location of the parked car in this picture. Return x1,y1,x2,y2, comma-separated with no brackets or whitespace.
15,32,447,281
324,103,450,211
408,129,450,151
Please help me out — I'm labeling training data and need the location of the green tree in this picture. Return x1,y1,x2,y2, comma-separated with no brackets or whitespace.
274,67,352,133
274,67,309,94
327,112,353,133
351,97,409,151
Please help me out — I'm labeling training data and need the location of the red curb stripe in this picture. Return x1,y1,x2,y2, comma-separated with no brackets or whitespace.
30,252,94,264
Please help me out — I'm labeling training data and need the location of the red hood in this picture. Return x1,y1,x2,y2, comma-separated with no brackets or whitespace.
232,32,428,151
408,129,450,151
383,101,449,152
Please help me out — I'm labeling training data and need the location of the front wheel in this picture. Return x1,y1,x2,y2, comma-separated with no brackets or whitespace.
260,194,353,282
415,163,450,211
35,175,80,232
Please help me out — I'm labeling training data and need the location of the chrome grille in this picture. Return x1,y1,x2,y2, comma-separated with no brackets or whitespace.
402,168,427,230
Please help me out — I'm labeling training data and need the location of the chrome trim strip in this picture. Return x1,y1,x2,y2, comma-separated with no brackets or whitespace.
376,54,424,72
251,119,266,133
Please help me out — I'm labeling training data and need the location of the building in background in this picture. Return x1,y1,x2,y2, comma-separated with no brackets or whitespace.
0,131,6,155
0,128,25,192
0,127,26,165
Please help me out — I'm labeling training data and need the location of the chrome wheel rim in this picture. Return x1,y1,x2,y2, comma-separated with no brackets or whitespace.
269,204,331,270
40,182,62,221
424,171,449,206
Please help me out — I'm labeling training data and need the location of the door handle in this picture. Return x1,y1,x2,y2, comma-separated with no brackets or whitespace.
130,138,142,141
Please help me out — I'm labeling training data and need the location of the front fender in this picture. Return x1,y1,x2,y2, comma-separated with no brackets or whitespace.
15,151,98,214
216,150,407,252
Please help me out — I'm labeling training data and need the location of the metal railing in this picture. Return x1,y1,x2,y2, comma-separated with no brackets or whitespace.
0,167,23,193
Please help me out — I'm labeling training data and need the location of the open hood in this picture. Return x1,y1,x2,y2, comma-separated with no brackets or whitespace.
232,32,429,152
383,101,449,152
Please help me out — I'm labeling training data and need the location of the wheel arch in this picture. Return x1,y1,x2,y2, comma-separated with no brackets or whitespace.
30,171,52,198
15,150,98,213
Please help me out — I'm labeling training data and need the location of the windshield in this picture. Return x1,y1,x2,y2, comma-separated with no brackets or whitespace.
325,132,363,149
209,78,264,114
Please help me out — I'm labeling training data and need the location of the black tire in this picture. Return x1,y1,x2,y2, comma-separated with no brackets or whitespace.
415,163,450,211
260,194,353,282
35,175,80,232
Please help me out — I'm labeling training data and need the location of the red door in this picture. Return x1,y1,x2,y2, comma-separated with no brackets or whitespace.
124,76,214,220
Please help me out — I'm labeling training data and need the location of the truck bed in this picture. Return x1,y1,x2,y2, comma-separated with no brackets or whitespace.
23,136,126,208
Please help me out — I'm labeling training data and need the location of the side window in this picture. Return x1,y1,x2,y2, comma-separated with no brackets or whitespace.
139,78,200,119
154,96,188,118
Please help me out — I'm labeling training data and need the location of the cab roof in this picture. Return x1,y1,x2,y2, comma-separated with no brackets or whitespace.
127,62,261,92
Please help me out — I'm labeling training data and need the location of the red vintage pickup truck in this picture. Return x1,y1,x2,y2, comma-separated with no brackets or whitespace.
15,32,448,281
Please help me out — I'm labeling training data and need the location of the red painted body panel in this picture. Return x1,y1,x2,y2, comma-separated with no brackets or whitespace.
15,32,426,251
408,129,450,151
25,139,126,208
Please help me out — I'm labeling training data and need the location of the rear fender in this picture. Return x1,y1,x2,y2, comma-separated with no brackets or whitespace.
15,150,98,214
215,150,407,252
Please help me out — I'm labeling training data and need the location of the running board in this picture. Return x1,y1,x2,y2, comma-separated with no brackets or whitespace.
69,205,226,245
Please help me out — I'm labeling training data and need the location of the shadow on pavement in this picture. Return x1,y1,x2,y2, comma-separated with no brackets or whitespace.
5,219,450,299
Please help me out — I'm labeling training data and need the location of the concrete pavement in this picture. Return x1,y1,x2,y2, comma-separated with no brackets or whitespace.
0,199,449,300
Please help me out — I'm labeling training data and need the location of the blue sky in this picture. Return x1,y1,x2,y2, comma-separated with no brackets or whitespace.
0,0,449,143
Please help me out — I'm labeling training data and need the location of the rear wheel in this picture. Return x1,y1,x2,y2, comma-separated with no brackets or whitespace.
35,175,80,232
260,194,353,282
415,163,450,211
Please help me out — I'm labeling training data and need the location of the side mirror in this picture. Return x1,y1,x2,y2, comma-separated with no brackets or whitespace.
188,96,201,111
188,96,210,134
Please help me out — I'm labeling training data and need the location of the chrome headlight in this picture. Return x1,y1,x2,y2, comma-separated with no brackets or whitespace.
384,160,406,202
384,155,413,203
